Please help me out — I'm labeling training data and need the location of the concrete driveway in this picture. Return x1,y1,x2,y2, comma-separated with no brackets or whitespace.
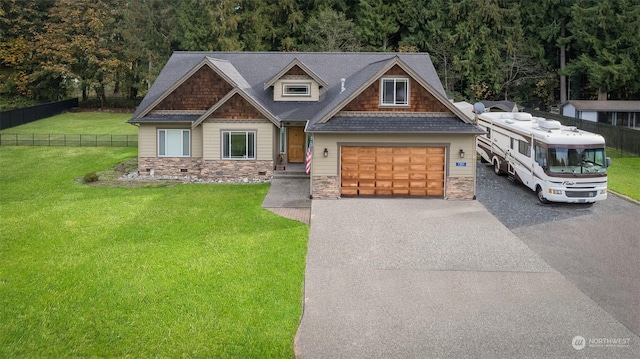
295,199,640,358
476,161,640,339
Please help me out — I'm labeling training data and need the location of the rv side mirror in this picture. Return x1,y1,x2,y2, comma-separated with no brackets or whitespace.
605,157,611,167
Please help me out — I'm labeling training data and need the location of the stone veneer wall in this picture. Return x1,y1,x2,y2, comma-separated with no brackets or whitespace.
446,177,475,200
312,175,340,199
138,157,203,176
201,160,273,179
138,157,272,180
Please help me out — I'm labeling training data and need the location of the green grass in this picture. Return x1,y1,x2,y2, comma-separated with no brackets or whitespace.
608,156,640,201
0,147,308,358
0,112,136,134
605,147,640,201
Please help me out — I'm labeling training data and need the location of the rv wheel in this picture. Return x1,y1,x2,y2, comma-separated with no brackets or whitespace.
493,159,502,175
536,186,550,204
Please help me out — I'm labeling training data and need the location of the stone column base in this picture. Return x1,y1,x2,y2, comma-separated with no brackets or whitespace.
446,177,475,200
312,175,340,199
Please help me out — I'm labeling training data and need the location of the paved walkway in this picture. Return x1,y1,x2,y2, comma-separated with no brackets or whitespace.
261,177,311,224
295,199,640,358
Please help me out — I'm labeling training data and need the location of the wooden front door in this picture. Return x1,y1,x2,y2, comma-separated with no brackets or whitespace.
287,127,305,163
341,146,445,197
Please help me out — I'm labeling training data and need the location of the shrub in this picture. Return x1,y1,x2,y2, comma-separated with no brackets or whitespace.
83,172,99,183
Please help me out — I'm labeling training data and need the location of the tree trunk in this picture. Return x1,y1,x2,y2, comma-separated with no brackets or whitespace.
560,25,567,103
95,85,106,108
598,90,607,101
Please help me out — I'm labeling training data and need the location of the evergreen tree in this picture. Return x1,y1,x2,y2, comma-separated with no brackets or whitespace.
119,0,175,99
3,0,640,106
564,0,640,99
355,0,399,51
519,0,576,108
172,0,213,51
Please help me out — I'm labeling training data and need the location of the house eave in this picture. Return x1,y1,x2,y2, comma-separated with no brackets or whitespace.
307,129,485,135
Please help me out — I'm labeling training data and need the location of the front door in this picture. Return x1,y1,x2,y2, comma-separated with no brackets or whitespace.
287,127,305,163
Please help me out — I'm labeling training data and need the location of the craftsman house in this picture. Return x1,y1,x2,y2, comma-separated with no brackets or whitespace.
128,52,484,199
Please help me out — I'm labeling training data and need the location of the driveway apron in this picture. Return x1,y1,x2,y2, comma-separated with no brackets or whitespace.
295,198,640,358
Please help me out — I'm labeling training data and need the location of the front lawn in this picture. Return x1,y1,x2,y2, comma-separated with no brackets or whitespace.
0,147,308,358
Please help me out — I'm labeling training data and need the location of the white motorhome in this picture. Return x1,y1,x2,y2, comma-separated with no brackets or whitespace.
476,110,609,203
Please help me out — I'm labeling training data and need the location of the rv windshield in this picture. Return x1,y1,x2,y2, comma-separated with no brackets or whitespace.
547,147,607,175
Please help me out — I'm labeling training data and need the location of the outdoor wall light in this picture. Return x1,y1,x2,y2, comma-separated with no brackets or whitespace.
459,149,465,158
323,148,329,157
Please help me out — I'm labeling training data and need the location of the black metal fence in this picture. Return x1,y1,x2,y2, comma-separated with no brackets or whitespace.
530,110,640,156
0,98,79,130
0,133,138,147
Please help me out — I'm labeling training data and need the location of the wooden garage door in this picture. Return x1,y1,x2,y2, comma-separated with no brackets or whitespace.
341,146,445,197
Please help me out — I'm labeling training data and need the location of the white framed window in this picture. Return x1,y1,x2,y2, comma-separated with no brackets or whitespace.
380,78,409,106
158,129,190,157
222,131,256,160
282,83,310,96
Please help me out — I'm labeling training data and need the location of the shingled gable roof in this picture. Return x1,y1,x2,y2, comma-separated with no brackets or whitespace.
191,88,279,128
304,56,476,132
130,52,479,134
132,57,255,120
263,57,328,90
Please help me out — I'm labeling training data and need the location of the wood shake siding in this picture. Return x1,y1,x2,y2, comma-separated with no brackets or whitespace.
155,67,233,111
342,65,452,113
209,93,265,119
284,65,306,76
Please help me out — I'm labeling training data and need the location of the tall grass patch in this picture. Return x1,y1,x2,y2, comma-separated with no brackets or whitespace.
0,147,308,358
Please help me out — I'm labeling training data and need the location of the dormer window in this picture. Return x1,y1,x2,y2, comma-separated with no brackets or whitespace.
283,83,311,97
381,78,409,106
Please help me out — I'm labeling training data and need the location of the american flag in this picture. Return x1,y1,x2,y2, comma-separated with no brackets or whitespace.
305,139,313,174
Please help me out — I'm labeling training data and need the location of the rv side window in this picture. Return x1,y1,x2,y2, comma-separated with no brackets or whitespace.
535,145,547,167
510,138,514,149
518,140,531,157
486,127,491,139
